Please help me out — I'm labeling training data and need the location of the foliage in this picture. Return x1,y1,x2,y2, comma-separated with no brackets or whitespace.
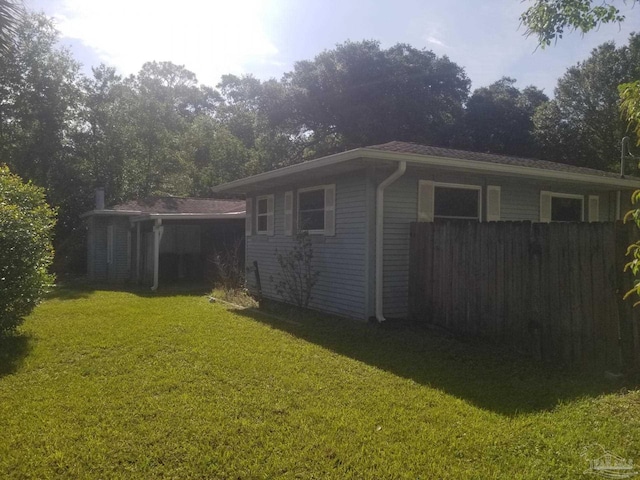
285,40,470,154
520,0,631,47
462,77,548,157
0,0,22,55
533,34,640,170
208,237,245,293
272,231,319,308
1,289,639,477
0,166,56,334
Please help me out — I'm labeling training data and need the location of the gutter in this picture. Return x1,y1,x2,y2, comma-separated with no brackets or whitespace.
375,161,407,322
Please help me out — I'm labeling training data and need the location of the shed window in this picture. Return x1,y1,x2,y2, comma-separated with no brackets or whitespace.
434,185,481,220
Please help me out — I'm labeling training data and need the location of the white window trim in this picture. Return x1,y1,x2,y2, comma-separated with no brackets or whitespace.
543,191,585,222
433,182,483,221
297,184,333,235
255,195,272,235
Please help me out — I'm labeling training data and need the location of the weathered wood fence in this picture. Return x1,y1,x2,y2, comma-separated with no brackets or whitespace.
409,221,640,371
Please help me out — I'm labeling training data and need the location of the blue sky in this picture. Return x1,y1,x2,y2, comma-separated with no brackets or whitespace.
26,0,640,96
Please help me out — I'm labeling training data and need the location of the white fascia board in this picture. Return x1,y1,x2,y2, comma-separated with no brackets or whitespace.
359,149,640,189
80,209,142,219
212,147,640,193
211,149,363,193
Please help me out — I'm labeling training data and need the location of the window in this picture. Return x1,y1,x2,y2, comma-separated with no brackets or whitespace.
418,181,483,222
433,184,481,220
255,195,272,234
296,185,335,235
540,191,584,222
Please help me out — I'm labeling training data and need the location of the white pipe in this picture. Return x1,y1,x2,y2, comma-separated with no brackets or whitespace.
375,161,407,322
151,219,163,291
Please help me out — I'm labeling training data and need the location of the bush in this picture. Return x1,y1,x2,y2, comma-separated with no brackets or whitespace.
272,231,319,308
0,166,56,334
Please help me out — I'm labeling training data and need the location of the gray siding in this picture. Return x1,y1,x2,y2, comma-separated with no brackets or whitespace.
246,174,369,319
87,216,131,283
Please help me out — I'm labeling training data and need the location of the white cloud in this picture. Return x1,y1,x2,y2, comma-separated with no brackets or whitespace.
53,0,280,86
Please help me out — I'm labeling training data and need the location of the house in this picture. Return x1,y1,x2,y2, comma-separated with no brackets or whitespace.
81,193,245,289
211,141,640,322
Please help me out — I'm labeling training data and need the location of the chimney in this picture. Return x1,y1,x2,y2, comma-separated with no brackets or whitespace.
95,187,105,210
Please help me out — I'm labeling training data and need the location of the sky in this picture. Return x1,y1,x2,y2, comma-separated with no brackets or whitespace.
26,0,640,96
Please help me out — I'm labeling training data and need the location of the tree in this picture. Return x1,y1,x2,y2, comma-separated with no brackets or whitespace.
0,0,22,55
463,77,547,157
0,166,56,334
284,40,470,154
520,0,633,47
533,34,640,170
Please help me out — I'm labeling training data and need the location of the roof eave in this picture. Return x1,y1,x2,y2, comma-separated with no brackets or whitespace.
80,209,142,219
212,147,640,193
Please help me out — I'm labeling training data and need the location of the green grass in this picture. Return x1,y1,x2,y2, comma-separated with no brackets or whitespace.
1,288,639,479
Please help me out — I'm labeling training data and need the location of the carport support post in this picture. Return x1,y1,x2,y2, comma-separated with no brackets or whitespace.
151,219,163,291
135,222,141,283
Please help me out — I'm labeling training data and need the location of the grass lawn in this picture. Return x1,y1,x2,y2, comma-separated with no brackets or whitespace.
1,288,639,479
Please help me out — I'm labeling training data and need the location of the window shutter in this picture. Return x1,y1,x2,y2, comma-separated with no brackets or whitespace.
284,191,293,236
486,186,501,222
324,184,336,236
588,195,599,222
418,180,435,222
245,198,253,236
267,195,275,236
540,191,552,223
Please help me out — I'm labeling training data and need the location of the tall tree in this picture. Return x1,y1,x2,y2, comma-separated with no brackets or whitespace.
533,34,640,170
463,77,547,157
0,0,22,55
284,40,470,155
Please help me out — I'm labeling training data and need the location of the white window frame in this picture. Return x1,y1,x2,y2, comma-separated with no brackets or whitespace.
297,184,334,235
433,182,482,221
543,191,585,222
255,195,272,235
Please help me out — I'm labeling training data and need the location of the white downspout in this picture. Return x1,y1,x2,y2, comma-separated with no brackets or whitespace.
151,218,163,291
616,191,621,221
375,161,407,322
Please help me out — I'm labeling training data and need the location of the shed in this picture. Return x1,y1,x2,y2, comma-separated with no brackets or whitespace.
82,194,245,289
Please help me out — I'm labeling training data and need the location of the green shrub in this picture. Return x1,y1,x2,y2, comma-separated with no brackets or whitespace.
0,166,56,334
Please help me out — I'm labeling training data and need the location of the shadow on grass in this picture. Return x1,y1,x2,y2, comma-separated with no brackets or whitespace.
0,333,32,378
234,306,631,416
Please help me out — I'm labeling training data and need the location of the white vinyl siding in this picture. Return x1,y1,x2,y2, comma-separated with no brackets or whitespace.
246,177,367,319
245,198,253,236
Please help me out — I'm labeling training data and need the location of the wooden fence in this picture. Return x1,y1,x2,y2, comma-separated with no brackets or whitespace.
409,221,640,371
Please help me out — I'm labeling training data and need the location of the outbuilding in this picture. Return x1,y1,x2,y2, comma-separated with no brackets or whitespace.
82,194,245,289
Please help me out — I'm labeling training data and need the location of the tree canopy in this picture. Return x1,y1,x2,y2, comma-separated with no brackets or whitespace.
520,0,634,47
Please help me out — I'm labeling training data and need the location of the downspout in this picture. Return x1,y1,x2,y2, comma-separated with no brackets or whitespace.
151,218,163,291
375,161,407,322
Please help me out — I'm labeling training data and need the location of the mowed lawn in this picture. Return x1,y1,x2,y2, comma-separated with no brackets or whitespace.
1,290,639,479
